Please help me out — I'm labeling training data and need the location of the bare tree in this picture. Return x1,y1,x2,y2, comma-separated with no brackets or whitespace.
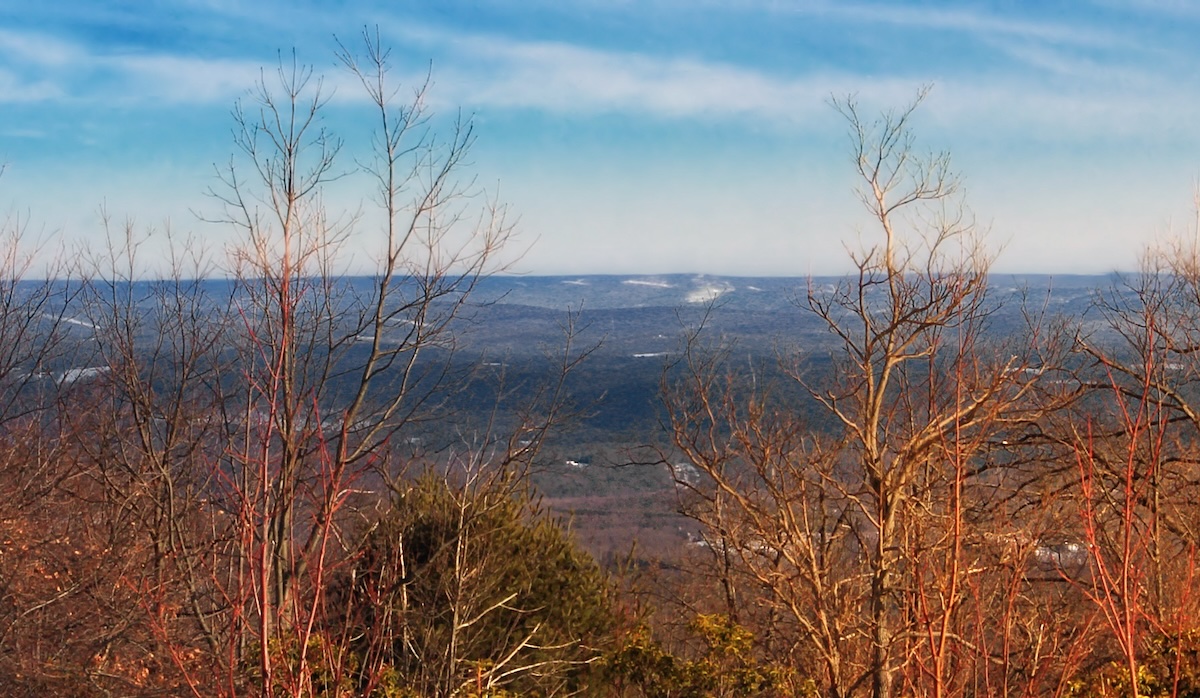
0,178,139,693
0,32,562,697
665,91,1068,698
1062,230,1200,694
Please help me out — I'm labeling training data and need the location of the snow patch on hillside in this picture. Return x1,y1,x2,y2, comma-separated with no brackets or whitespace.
623,279,673,288
670,462,701,486
686,283,733,304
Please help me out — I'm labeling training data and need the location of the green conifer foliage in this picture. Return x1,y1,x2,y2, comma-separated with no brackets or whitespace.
345,473,615,697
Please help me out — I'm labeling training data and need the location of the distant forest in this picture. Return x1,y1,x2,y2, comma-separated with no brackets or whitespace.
5,38,1200,698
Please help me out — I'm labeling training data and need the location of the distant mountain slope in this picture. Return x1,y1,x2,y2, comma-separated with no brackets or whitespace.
456,273,1112,360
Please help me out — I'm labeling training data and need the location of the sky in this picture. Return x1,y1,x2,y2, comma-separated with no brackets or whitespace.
2,0,1200,276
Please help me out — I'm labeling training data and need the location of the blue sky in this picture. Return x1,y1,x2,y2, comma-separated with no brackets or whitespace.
2,1,1199,275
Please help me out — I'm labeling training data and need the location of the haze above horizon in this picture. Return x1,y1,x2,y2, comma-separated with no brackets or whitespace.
2,1,1198,277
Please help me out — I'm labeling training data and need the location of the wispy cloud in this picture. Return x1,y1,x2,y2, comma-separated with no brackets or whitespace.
0,29,80,66
804,1,1122,47
388,24,912,123
378,21,1200,145
924,76,1193,142
0,128,47,139
0,28,263,106
513,0,1124,47
104,54,262,104
2,1,1196,144
441,43,827,121
0,70,64,104
1087,0,1200,19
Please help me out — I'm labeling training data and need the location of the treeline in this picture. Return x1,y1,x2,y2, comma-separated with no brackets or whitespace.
3,37,1200,697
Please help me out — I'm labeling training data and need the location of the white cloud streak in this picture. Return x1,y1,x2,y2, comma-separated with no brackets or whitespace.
0,29,81,66
504,0,1124,47
0,28,262,106
104,54,262,104
1,5,1196,147
378,22,1200,145
1087,0,1200,18
800,1,1123,47
391,25,911,123
0,69,64,103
